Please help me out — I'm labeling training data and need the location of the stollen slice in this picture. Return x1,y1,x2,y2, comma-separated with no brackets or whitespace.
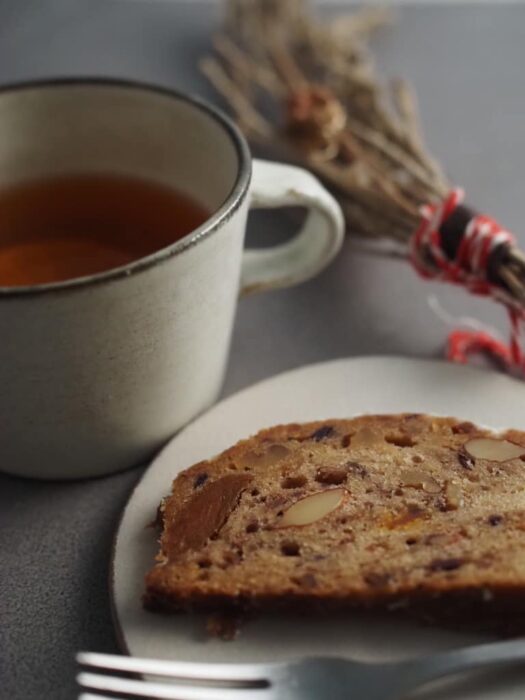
144,414,525,633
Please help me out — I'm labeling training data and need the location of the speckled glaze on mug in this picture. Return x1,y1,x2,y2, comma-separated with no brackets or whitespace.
0,79,344,479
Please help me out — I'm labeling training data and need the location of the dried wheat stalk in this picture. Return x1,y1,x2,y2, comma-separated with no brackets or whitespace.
201,0,525,308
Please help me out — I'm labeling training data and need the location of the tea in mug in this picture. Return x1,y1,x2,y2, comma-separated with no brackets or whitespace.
0,174,210,286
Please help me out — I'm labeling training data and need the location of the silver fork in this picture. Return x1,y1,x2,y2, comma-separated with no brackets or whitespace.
77,639,525,700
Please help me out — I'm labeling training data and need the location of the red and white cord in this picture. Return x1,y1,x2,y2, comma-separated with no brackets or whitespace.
410,189,525,372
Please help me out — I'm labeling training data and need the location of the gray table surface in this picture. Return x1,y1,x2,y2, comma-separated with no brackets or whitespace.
1,1,525,698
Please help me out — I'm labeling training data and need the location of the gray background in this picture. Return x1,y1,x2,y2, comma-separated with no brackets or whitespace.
1,1,525,698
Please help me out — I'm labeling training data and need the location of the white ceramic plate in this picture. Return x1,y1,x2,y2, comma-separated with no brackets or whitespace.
112,356,525,699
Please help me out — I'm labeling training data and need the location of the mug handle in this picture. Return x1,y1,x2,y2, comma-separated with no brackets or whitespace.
240,159,345,295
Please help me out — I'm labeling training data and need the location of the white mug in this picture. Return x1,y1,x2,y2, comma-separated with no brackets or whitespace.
0,79,344,479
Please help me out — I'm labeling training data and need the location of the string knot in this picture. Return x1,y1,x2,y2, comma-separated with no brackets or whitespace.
410,188,515,293
410,189,524,373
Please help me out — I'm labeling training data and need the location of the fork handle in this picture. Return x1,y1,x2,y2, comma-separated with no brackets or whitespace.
397,637,525,690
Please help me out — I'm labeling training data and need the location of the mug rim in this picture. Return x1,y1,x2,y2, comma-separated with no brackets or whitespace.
0,77,252,298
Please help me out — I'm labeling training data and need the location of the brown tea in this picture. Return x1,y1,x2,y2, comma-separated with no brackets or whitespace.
0,174,210,286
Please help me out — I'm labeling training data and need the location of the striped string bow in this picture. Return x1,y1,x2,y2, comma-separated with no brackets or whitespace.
410,189,525,373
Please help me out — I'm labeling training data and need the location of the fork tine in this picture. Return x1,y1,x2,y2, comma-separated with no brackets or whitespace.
77,652,274,684
77,672,272,700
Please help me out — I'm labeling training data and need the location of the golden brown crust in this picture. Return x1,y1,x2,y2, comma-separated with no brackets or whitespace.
144,414,525,630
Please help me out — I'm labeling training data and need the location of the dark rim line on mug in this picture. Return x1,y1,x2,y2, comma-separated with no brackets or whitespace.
0,77,252,298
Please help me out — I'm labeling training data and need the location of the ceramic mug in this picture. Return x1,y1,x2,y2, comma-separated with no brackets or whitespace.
0,79,344,480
